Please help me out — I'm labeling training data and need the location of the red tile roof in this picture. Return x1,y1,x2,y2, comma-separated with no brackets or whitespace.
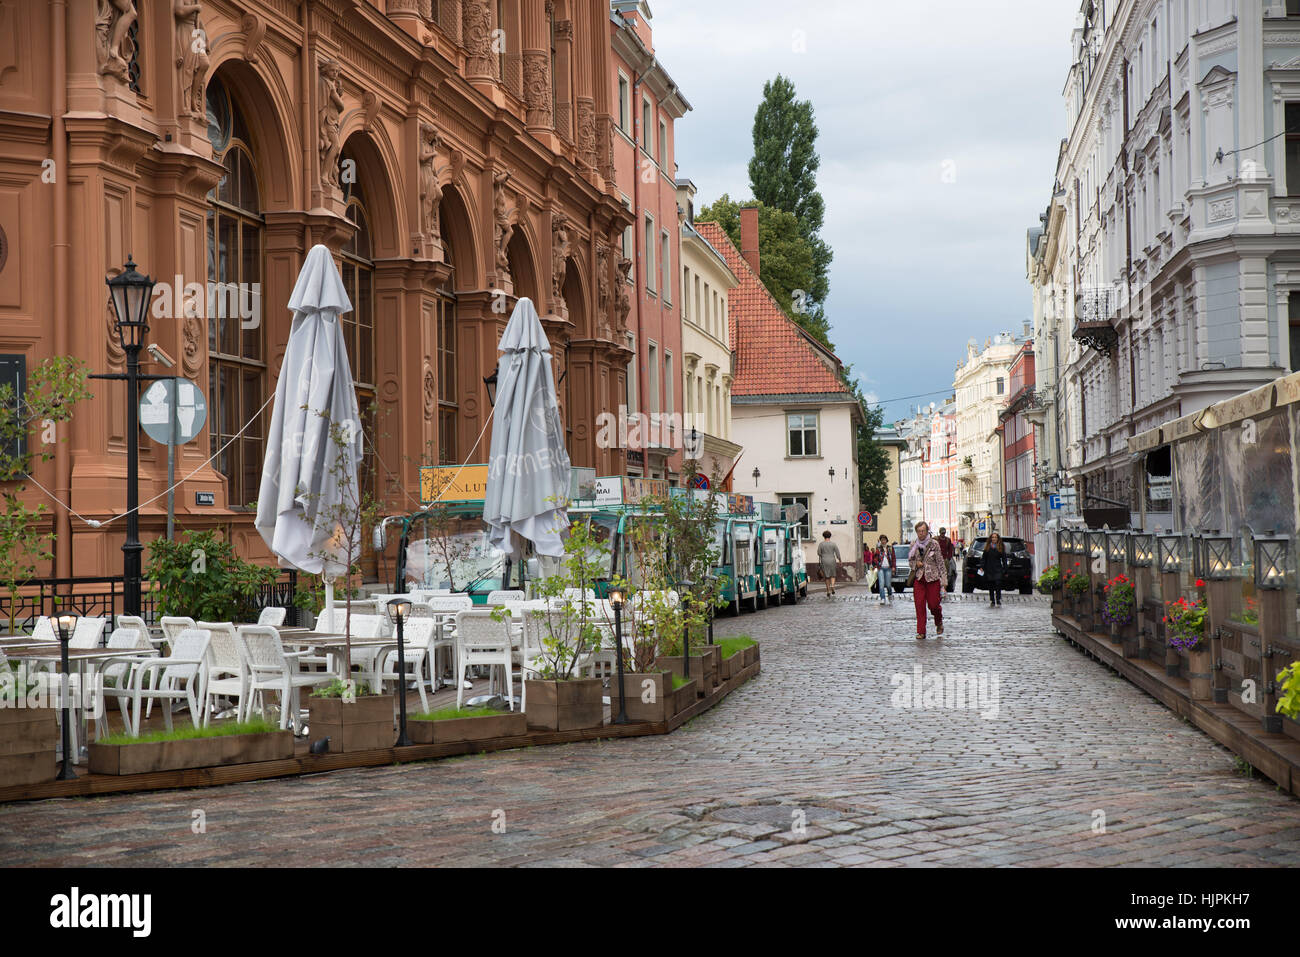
695,221,851,399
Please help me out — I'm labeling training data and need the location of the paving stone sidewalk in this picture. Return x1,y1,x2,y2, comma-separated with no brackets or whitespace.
5,586,1300,867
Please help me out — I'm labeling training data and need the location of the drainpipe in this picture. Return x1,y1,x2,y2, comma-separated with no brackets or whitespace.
52,0,71,577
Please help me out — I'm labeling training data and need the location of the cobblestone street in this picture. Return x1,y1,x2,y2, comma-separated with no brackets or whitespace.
6,586,1300,867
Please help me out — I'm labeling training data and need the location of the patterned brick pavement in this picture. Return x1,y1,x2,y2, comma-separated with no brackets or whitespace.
5,586,1300,867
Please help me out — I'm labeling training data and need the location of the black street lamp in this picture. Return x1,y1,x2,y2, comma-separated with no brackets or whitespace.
54,613,78,780
92,258,163,617
609,587,628,724
752,467,760,488
385,597,413,747
483,364,500,407
705,574,717,646
678,578,694,678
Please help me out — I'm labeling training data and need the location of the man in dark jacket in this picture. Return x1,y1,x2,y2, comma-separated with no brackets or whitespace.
937,528,956,593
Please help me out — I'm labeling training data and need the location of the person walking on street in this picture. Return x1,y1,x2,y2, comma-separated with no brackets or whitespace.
908,521,947,639
876,534,896,604
982,531,1007,607
817,531,841,597
937,527,956,593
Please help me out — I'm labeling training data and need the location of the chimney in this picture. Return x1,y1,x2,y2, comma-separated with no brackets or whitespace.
740,205,760,276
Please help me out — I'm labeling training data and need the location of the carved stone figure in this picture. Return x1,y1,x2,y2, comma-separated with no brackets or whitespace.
493,169,514,273
596,244,611,324
615,257,632,329
174,1,210,119
97,0,137,81
418,122,445,245
551,216,570,299
576,99,597,169
318,58,346,191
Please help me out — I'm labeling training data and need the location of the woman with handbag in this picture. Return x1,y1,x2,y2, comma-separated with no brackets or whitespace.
817,531,842,597
907,521,947,639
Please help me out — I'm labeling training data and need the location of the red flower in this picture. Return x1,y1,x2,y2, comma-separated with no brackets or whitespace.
1195,578,1205,588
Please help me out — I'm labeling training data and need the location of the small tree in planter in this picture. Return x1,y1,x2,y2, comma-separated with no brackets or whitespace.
512,511,607,731
0,357,92,635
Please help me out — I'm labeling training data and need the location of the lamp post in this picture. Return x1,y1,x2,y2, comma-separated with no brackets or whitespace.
752,467,760,488
609,588,628,724
91,258,164,618
1201,532,1234,580
385,598,413,746
678,578,694,678
54,613,78,780
705,574,717,645
483,364,499,407
1255,533,1290,591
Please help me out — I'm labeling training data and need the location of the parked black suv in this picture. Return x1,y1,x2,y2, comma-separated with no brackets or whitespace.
961,537,1034,594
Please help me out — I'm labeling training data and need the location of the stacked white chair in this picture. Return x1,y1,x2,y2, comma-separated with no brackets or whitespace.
154,616,197,717
96,627,155,738
257,606,287,628
454,609,514,711
236,625,332,733
424,595,474,688
377,617,437,714
126,628,211,736
487,590,526,605
70,616,107,649
31,616,56,642
197,621,245,726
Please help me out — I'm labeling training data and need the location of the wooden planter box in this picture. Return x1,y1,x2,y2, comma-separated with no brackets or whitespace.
1188,646,1213,700
524,678,603,731
0,705,58,788
307,695,394,753
89,730,294,776
743,643,760,669
672,678,698,715
719,649,745,681
606,672,673,723
656,650,717,697
409,710,527,745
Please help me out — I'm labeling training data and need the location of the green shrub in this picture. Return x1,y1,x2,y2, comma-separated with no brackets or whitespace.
145,529,279,622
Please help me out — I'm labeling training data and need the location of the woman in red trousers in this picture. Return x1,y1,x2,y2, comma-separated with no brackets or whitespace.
907,521,948,639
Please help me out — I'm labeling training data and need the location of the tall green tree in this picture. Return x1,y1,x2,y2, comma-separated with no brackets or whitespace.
699,193,831,348
748,75,832,336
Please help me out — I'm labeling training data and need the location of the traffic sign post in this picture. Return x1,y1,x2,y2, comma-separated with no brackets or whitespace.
857,511,873,527
140,378,208,540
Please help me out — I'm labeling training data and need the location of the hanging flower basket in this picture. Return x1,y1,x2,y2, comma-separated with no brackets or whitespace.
1101,574,1136,627
1165,596,1208,651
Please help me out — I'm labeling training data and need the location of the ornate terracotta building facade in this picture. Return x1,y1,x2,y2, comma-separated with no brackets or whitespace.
0,0,634,578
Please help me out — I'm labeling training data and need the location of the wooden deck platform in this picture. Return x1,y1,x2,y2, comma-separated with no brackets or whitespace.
0,658,761,804
1052,613,1300,797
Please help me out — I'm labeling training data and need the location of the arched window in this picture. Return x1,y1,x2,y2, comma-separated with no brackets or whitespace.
206,73,265,509
437,237,458,465
341,189,376,498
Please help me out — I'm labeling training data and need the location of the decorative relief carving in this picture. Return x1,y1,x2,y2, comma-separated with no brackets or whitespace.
596,243,611,330
173,1,210,119
182,311,203,377
105,295,125,365
576,98,596,169
523,51,552,128
423,361,435,420
462,0,493,77
96,0,137,81
361,90,380,132
318,57,345,192
599,115,616,185
1208,197,1236,223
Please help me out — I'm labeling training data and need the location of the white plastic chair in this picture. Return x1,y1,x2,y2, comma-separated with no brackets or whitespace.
153,616,197,717
70,616,107,649
237,625,332,733
454,610,514,711
197,621,246,726
257,606,287,628
95,627,155,737
127,629,211,736
31,616,56,642
377,617,437,714
487,590,526,605
423,596,474,688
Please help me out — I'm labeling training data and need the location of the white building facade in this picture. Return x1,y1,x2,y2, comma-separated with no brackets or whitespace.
953,333,1023,542
1031,0,1300,524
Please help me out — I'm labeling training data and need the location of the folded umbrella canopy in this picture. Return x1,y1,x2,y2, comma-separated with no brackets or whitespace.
483,297,572,557
255,244,361,576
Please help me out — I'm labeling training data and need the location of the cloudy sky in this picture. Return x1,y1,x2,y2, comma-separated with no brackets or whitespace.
652,0,1080,423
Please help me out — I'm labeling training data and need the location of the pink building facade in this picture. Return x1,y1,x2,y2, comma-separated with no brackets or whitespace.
922,405,959,536
609,1,690,481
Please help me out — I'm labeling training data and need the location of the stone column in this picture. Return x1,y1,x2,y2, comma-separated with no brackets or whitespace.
462,0,495,83
522,0,552,135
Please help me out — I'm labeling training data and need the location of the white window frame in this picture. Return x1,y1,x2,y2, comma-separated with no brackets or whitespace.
787,410,820,458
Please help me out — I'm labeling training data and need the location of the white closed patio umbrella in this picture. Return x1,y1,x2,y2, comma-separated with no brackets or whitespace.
255,244,361,595
483,297,572,559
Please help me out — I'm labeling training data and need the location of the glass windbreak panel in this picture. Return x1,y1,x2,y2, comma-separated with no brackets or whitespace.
1174,431,1224,533
1221,411,1294,537
563,514,619,581
619,515,665,588
404,515,506,593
